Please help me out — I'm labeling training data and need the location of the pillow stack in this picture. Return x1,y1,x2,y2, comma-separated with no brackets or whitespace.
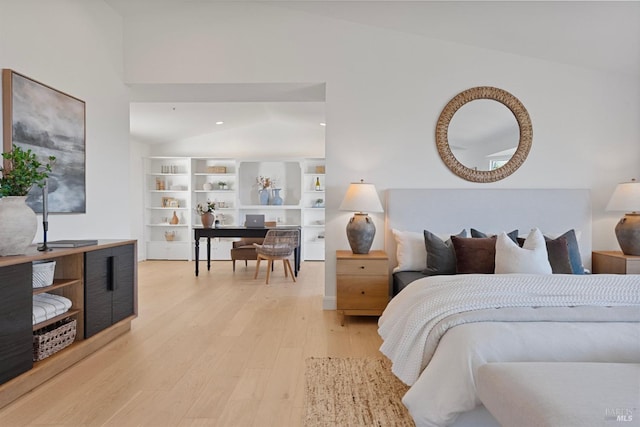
392,227,585,275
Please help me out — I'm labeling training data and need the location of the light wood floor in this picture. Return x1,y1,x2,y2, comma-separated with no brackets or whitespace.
0,260,383,426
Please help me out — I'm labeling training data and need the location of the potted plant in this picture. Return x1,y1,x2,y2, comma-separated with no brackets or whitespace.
218,181,228,190
0,144,55,256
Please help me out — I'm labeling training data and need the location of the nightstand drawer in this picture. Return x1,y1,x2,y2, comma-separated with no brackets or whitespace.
336,259,388,276
337,276,389,310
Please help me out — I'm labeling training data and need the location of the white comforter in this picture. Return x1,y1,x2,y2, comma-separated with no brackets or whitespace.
378,274,640,427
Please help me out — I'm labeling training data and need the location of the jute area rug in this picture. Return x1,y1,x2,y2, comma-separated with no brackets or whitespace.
304,357,415,427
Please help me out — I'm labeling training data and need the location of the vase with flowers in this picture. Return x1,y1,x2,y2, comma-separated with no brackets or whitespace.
256,176,272,205
0,144,55,256
196,200,216,228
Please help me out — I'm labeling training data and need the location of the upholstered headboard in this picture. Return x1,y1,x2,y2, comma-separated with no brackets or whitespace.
384,189,592,270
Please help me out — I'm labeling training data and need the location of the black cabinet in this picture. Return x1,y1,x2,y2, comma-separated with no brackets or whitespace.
85,244,135,338
0,263,33,384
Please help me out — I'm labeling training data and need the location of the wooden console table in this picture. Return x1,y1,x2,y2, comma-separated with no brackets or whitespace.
193,226,301,277
0,240,137,409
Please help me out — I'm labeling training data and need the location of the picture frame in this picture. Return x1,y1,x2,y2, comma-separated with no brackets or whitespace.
161,197,175,208
2,69,86,213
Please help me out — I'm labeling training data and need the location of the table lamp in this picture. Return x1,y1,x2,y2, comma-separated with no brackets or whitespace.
606,178,640,255
339,179,384,254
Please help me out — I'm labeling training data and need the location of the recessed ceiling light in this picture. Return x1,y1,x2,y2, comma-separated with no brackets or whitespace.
216,121,224,125
319,122,326,127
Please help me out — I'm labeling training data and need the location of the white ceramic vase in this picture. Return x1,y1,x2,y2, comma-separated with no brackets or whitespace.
0,196,37,256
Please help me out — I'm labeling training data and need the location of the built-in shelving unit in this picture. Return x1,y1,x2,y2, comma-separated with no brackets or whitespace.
143,157,325,261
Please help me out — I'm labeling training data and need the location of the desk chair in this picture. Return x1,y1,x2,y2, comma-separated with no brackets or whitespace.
253,229,299,284
230,221,278,272
231,238,263,271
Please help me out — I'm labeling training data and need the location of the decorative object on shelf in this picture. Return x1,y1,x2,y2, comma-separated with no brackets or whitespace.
606,178,640,255
33,317,77,362
218,181,228,190
271,188,283,205
161,164,180,174
207,166,226,173
3,69,85,213
196,200,216,228
170,211,180,225
313,198,324,208
0,144,55,256
32,260,56,288
315,177,322,191
203,182,213,191
315,165,325,174
164,231,176,241
156,178,165,190
259,189,270,205
256,176,272,205
339,179,384,254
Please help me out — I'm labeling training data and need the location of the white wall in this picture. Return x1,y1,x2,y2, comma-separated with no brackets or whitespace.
70,1,636,310
0,0,132,242
118,2,640,308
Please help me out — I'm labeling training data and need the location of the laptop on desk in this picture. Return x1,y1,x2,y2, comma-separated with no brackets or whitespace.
245,214,265,228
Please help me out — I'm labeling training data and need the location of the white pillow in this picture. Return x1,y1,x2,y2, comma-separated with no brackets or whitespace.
495,228,552,274
392,229,426,272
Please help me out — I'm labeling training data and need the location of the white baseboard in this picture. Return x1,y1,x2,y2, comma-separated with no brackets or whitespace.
323,296,336,310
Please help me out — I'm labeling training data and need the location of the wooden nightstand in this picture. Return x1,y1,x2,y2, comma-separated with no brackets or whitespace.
592,251,640,274
336,250,389,326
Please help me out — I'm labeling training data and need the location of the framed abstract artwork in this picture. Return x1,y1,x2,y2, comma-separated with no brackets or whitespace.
2,69,86,213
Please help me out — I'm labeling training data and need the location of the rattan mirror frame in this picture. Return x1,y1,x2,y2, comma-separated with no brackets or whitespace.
435,86,532,183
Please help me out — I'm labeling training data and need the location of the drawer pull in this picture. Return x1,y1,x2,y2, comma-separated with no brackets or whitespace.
361,291,365,295
360,266,365,269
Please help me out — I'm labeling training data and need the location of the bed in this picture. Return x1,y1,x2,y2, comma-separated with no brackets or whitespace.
379,189,640,427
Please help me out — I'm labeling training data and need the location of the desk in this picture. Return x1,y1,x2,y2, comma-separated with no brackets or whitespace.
194,226,301,277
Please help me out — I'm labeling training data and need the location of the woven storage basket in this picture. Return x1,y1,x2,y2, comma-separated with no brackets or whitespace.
32,260,56,288
33,318,76,361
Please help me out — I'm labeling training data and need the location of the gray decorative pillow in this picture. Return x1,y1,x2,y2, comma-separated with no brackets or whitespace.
422,229,467,276
471,228,519,244
548,230,585,274
518,235,574,274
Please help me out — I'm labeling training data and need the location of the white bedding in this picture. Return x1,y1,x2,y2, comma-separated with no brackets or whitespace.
33,293,73,325
378,274,640,427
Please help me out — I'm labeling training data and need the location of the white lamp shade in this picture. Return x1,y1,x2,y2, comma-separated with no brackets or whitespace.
606,179,640,212
339,181,384,213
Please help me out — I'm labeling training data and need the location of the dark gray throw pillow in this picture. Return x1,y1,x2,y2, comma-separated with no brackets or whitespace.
543,236,574,274
547,229,585,274
471,228,519,244
517,235,574,274
423,229,467,276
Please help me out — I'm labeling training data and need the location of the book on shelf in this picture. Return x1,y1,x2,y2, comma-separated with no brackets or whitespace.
46,240,99,248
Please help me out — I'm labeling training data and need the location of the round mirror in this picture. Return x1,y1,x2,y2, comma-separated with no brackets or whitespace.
435,87,532,183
